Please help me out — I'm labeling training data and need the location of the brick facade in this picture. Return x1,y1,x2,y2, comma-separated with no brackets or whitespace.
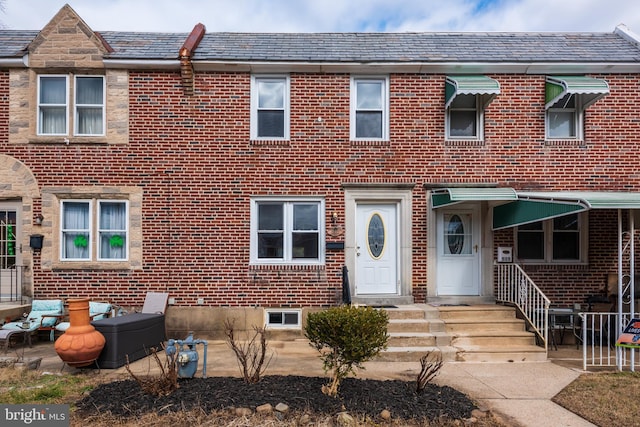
1,6,639,337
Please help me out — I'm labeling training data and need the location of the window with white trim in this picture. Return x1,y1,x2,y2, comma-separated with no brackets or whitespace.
250,198,324,264
250,75,290,139
61,199,128,261
265,309,301,328
350,76,389,140
515,213,587,263
446,94,481,139
38,75,105,136
546,94,581,140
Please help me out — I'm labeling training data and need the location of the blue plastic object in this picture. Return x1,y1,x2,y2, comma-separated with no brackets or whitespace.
165,332,208,378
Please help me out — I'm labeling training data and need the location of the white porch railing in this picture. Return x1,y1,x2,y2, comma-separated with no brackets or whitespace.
495,262,551,350
580,311,640,371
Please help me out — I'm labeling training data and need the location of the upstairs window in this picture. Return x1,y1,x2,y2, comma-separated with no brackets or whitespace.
516,213,586,263
250,198,324,265
61,199,128,261
445,75,500,141
38,75,68,135
545,76,609,140
351,76,389,140
251,75,290,139
38,75,105,136
447,94,480,138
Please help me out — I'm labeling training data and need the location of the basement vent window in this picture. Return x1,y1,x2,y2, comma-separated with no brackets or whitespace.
265,310,301,329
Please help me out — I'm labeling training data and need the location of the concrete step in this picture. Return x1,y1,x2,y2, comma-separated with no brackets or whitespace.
376,345,458,362
451,331,536,347
387,318,432,333
453,345,547,363
387,331,454,347
436,305,517,320
383,306,428,320
443,318,526,333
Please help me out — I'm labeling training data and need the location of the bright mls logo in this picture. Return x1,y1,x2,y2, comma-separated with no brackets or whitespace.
1,405,68,426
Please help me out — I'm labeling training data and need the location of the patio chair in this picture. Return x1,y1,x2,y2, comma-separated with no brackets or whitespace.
2,299,64,342
55,301,113,334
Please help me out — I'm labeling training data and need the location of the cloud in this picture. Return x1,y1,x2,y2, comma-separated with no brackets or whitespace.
2,0,639,33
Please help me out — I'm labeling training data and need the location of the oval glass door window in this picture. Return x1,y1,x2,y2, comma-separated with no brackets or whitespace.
445,214,470,255
367,213,385,259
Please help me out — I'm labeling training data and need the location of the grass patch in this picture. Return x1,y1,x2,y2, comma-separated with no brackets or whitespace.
553,371,640,427
0,367,101,405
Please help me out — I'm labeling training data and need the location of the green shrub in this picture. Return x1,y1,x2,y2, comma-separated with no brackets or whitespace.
305,305,388,396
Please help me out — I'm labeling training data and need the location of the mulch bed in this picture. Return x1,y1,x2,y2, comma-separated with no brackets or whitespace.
76,375,477,422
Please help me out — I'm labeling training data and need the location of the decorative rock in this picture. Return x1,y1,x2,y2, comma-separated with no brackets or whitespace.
336,411,356,426
235,407,253,417
275,402,289,413
380,409,391,420
471,408,488,419
256,403,273,414
298,414,311,425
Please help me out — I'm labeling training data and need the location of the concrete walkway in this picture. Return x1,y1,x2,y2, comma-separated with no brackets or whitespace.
6,339,596,427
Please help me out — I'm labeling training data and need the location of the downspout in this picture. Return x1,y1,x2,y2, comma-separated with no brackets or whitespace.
179,23,206,96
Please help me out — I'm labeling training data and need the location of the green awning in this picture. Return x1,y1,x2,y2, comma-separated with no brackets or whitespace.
518,191,640,210
492,191,640,230
445,75,500,109
545,76,609,109
432,187,517,208
493,200,585,230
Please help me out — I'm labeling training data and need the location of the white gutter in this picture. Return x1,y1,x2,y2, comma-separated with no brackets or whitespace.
101,58,640,74
0,57,28,68
102,59,181,70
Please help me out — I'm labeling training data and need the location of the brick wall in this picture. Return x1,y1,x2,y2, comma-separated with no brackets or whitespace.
1,70,639,309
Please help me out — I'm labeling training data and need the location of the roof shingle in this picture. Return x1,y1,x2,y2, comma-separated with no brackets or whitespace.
1,29,639,63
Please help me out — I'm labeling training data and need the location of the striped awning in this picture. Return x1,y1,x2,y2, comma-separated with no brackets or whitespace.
492,191,640,230
431,187,517,208
545,76,609,109
445,75,500,109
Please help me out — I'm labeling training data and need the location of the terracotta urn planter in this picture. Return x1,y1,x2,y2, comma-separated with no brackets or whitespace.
54,298,106,367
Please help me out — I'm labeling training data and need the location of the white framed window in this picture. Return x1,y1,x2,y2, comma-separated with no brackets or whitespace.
38,75,69,136
98,201,128,261
250,198,324,265
250,75,290,140
545,76,609,141
446,94,481,139
75,76,105,136
61,199,128,261
350,76,389,140
515,213,587,264
265,309,301,329
37,74,105,137
546,94,582,140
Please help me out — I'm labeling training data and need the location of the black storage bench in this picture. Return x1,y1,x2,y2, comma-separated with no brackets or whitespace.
92,313,166,369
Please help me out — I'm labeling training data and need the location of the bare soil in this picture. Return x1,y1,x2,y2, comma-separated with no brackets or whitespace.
75,375,480,423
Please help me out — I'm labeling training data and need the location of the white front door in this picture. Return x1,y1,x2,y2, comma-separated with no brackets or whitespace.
436,207,480,295
355,203,398,295
0,202,21,300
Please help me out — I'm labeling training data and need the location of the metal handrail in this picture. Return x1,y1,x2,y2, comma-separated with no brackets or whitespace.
495,262,551,350
0,264,23,302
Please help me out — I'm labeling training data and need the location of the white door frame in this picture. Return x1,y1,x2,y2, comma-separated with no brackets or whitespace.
355,203,399,295
435,206,481,296
343,185,414,305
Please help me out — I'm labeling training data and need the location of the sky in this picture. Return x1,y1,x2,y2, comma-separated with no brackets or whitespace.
2,0,640,34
